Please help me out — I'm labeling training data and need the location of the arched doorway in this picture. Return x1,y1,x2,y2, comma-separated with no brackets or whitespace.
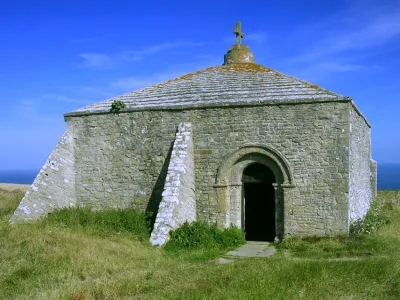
242,163,276,241
214,145,295,239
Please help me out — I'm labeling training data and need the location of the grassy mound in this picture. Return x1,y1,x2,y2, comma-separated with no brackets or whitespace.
0,190,399,299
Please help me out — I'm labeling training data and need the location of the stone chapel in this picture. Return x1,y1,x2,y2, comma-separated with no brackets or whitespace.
11,22,377,246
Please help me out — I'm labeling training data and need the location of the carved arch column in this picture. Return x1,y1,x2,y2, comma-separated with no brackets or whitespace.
214,145,295,237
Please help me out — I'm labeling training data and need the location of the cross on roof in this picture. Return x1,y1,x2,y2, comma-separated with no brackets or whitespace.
233,21,244,45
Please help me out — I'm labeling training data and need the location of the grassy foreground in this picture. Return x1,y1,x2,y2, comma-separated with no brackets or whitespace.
1,189,400,299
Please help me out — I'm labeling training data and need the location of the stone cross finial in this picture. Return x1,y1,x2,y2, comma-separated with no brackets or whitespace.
233,21,244,45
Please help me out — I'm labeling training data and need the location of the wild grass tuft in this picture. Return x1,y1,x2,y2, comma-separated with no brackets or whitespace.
350,196,391,235
164,221,246,260
40,206,152,241
165,221,245,250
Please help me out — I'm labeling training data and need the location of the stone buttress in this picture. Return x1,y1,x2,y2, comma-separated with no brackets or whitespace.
150,123,196,246
10,129,76,223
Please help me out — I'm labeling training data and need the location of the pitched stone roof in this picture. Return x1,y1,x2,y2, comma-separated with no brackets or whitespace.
68,63,346,115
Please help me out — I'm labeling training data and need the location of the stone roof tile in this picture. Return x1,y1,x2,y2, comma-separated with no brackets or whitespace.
70,63,344,114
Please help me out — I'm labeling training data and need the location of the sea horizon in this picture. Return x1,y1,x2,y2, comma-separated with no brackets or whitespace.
0,163,399,190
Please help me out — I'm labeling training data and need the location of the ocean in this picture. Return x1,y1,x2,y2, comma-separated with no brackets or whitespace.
377,163,400,190
0,170,38,185
0,164,399,190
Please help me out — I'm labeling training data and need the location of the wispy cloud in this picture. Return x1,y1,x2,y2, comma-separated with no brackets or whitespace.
294,16,400,62
78,40,206,69
110,59,217,92
17,99,60,124
110,70,190,91
118,41,205,62
314,62,366,72
110,78,157,90
74,86,114,99
295,62,368,81
79,53,113,69
42,94,92,105
284,1,400,80
10,93,96,129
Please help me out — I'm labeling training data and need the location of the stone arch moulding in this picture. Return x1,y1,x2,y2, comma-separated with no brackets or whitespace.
215,144,294,187
213,144,295,236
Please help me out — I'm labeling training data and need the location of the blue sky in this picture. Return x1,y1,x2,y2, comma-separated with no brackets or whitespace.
1,0,399,171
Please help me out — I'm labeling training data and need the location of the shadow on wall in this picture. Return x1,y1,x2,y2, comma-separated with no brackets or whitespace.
146,141,175,230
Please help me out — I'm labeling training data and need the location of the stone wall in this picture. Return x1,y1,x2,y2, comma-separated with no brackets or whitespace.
150,123,196,246
65,100,351,236
348,105,374,223
192,102,350,236
67,111,178,212
10,129,76,223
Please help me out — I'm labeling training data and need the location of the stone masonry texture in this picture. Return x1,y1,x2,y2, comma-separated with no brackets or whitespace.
62,100,351,236
348,105,376,223
10,129,76,223
150,123,196,246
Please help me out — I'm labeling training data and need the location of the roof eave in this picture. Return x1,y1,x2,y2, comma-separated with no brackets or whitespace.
64,96,348,119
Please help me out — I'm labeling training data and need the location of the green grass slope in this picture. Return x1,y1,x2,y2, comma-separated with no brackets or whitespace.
1,189,400,299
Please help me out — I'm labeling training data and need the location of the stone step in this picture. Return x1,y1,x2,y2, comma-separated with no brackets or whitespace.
217,241,277,263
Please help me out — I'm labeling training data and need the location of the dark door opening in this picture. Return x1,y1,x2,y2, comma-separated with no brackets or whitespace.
242,164,275,242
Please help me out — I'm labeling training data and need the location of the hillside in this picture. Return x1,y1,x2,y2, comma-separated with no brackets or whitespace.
1,189,399,299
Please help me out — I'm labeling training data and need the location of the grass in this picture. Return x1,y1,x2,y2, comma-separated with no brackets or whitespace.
1,189,400,299
162,221,246,262
0,188,25,216
40,206,153,241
